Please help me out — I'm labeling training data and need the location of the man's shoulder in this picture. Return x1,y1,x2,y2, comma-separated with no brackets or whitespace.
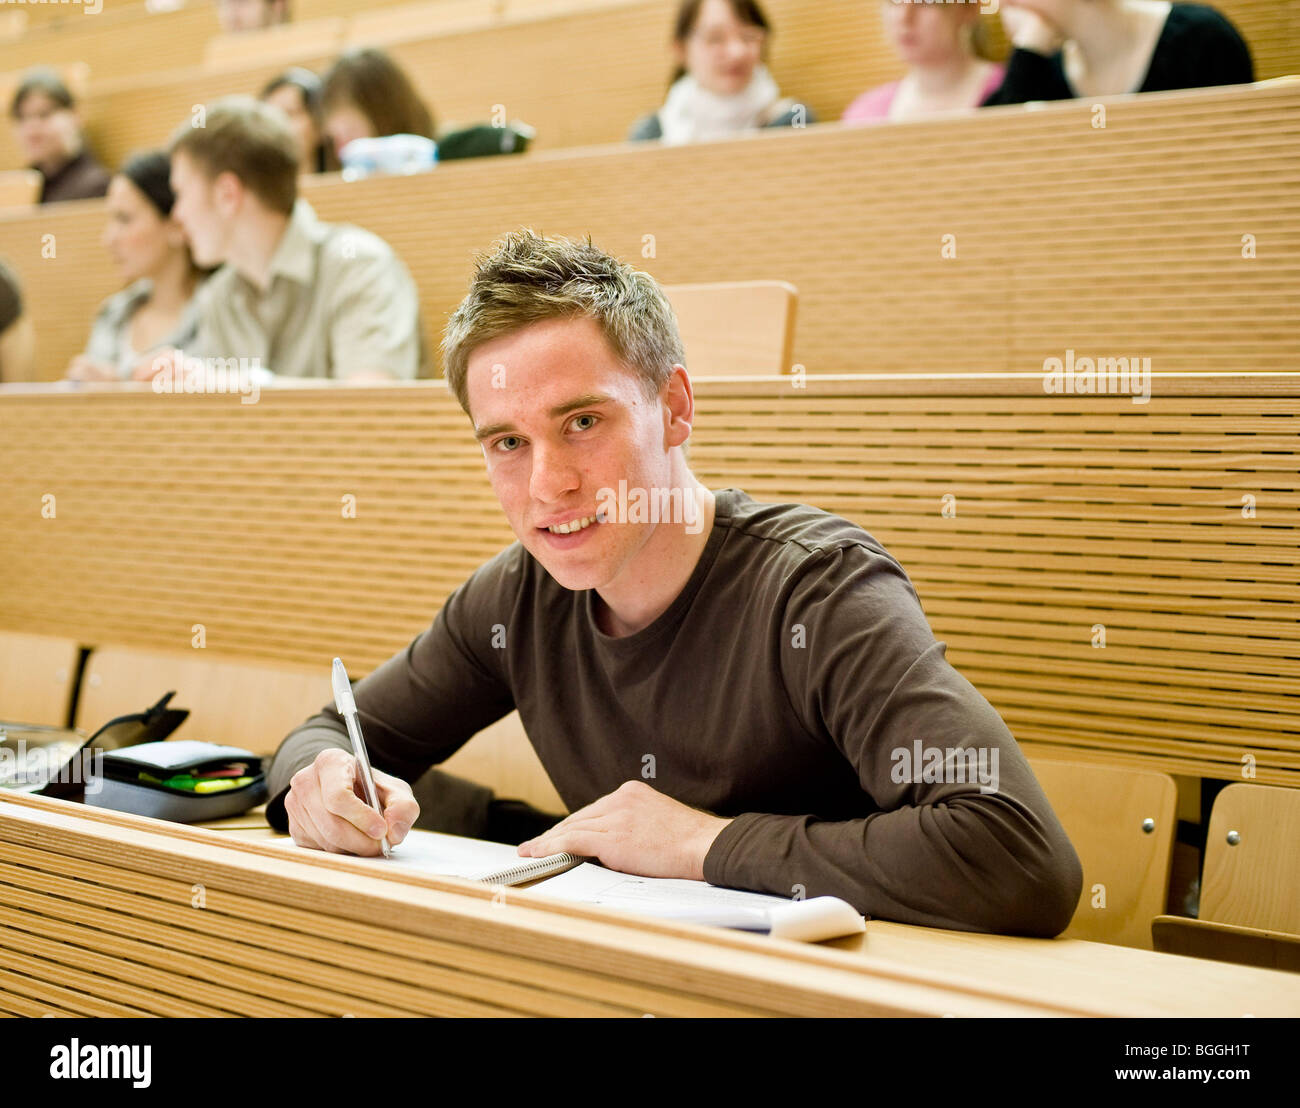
316,217,401,268
448,540,539,609
715,487,889,565
196,262,238,298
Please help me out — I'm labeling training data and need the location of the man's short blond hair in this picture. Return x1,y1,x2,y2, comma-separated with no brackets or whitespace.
441,229,685,413
169,95,298,215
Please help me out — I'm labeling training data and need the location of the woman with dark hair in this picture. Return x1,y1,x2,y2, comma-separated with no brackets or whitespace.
984,0,1253,105
9,67,110,204
629,0,813,144
319,47,436,162
261,67,333,174
65,151,209,381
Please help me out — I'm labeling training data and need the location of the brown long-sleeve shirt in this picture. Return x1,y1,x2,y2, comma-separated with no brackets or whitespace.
266,488,1082,936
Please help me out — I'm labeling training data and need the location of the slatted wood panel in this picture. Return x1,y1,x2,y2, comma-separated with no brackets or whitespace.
4,0,1294,175
0,0,486,79
202,15,346,71
3,80,1297,383
0,373,1296,785
0,4,219,86
0,790,1135,1016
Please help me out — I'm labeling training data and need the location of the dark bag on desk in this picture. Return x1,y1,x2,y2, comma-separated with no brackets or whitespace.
437,120,534,160
0,691,188,797
86,740,267,823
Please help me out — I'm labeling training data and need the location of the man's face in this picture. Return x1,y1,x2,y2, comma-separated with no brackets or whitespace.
12,92,79,168
168,151,228,269
466,315,677,593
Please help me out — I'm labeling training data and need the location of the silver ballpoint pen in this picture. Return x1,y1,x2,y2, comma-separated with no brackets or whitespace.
331,657,392,858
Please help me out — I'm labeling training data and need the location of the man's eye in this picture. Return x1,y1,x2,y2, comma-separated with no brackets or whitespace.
571,414,598,432
495,436,522,452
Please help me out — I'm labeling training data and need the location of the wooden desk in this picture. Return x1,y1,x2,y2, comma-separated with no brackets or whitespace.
180,805,1300,1018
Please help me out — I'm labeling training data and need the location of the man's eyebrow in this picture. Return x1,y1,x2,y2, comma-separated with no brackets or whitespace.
472,394,612,442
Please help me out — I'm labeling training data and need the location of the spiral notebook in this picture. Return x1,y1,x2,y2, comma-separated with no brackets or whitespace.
269,827,865,942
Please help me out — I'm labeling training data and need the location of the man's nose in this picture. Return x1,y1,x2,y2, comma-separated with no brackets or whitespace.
529,441,580,503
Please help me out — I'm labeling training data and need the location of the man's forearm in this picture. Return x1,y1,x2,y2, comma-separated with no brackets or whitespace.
702,799,1082,937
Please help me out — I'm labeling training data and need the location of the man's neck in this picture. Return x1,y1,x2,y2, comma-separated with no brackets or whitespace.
595,480,717,638
228,205,292,292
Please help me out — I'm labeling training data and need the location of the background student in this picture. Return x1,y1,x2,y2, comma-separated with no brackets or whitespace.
9,68,111,205
843,0,1005,123
319,47,436,163
165,97,423,380
629,0,813,144
65,151,209,382
984,0,1253,104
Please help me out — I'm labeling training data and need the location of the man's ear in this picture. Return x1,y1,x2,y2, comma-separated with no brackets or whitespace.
211,170,243,218
662,364,694,449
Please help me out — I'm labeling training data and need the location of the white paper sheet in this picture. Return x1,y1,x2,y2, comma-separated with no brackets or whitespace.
525,862,866,942
265,826,568,882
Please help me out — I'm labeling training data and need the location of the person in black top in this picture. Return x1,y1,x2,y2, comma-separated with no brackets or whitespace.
983,0,1253,105
9,68,111,204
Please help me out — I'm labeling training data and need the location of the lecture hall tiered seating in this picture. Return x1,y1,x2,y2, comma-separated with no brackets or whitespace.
0,0,1297,1028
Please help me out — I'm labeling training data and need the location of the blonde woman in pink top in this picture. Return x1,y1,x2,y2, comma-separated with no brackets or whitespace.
843,1,1004,123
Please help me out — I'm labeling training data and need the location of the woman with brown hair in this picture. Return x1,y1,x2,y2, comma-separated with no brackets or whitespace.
629,0,814,145
319,47,436,163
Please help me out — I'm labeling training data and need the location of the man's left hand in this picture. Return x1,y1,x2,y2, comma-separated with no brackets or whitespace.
517,780,732,881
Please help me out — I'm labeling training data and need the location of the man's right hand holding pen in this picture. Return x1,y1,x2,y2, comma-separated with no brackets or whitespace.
284,747,419,856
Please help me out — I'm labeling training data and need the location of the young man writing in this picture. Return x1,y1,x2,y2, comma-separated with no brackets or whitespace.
266,230,1082,936
161,96,422,382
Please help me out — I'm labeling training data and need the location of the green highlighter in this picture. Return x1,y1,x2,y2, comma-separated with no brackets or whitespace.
139,771,256,794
